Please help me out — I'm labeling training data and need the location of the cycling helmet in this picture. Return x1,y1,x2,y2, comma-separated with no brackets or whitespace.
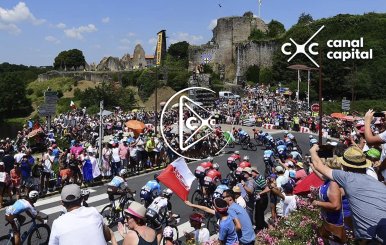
265,133,269,136
207,157,214,163
243,156,250,161
284,130,288,134
220,179,230,186
234,151,240,155
293,147,298,151
189,213,204,223
119,169,127,177
309,135,314,139
154,173,160,180
29,190,39,202
366,148,381,160
213,163,220,170
81,189,90,196
163,226,174,239
162,188,173,198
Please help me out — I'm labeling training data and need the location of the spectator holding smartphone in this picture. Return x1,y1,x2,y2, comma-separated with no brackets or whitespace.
364,110,386,161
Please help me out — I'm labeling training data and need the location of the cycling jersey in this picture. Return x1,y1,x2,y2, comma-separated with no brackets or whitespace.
276,140,285,146
238,130,248,137
287,133,295,140
264,150,274,158
239,161,251,169
290,151,302,161
5,199,37,216
229,154,241,161
148,196,170,213
108,176,125,188
142,180,161,195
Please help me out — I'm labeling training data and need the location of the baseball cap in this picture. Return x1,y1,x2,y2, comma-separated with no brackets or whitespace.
61,184,81,203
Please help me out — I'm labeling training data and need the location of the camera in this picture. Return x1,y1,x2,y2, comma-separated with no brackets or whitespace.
373,112,385,118
317,145,334,159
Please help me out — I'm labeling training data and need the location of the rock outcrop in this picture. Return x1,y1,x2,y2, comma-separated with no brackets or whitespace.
132,44,147,69
96,57,123,71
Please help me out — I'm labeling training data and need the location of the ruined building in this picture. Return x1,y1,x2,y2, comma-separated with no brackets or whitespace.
189,12,277,84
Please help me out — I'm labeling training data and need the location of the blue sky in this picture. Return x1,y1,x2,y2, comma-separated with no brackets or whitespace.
0,0,385,66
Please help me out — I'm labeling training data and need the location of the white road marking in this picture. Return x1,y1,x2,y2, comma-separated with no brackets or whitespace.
35,188,96,207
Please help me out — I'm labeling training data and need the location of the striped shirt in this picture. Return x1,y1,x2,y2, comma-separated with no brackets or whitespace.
254,175,266,192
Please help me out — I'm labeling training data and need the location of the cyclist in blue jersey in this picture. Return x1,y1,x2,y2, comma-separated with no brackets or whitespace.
237,128,249,144
107,169,129,200
309,135,318,147
289,147,303,162
140,173,161,207
213,179,230,199
5,191,45,245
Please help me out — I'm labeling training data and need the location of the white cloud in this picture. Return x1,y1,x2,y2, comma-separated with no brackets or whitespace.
148,37,157,45
0,2,45,34
101,17,110,23
64,24,97,40
120,38,131,44
56,22,66,29
45,35,60,44
208,19,217,30
169,32,203,45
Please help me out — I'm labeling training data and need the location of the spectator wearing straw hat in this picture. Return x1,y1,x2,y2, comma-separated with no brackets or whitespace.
232,185,246,208
310,145,386,243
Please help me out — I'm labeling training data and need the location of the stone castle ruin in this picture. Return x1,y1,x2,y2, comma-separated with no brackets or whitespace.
189,12,277,84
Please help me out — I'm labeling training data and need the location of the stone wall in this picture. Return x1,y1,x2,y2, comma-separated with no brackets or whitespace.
37,71,132,83
189,11,274,83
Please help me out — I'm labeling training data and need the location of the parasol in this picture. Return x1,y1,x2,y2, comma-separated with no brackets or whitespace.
125,120,145,130
293,172,324,195
330,112,346,119
28,127,44,139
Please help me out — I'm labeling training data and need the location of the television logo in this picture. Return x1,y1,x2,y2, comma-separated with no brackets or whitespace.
160,87,231,160
281,25,373,67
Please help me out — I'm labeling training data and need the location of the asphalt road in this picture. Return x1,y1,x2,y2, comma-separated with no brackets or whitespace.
0,130,327,243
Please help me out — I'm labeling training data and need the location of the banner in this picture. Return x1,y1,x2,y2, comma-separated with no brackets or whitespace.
157,157,196,200
156,30,166,66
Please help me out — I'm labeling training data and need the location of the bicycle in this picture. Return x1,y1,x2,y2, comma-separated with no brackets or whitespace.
100,189,136,228
241,141,257,151
0,216,50,245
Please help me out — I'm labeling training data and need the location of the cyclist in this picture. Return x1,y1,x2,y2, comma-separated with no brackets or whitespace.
213,179,230,199
239,156,252,169
237,128,249,144
206,163,222,183
146,189,174,242
289,147,303,162
200,157,214,170
309,135,318,147
5,191,45,245
140,173,161,208
284,131,297,144
276,142,287,162
228,151,241,162
263,150,276,175
107,169,129,198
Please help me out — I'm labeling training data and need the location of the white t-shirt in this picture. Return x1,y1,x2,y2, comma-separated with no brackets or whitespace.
366,167,379,180
236,196,246,208
111,148,120,162
49,206,107,245
378,131,386,161
194,228,210,245
14,152,24,163
283,194,297,217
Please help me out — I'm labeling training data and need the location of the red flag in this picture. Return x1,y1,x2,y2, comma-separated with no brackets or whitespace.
157,157,196,201
293,172,324,195
70,100,76,110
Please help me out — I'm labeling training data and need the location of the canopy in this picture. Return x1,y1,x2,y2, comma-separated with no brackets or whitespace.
293,172,324,195
330,112,346,119
125,120,145,130
28,127,44,139
97,110,113,117
132,109,139,113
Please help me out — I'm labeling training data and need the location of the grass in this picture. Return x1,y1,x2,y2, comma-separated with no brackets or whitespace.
27,77,76,103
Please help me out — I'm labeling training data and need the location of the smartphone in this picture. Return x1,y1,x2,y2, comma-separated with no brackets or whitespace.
373,112,385,117
317,145,334,158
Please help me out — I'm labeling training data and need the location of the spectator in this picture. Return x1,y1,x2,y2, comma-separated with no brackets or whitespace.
20,155,33,196
10,163,21,199
49,184,116,245
111,143,121,177
270,182,297,218
185,213,210,245
240,167,256,222
310,145,386,243
42,148,54,193
102,143,112,179
223,190,255,245
118,201,157,245
0,162,12,208
214,198,238,245
251,167,268,231
232,186,246,208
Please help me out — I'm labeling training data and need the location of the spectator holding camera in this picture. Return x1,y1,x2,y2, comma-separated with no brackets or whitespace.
310,144,386,243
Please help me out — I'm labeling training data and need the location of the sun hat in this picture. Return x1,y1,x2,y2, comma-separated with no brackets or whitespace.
295,162,304,169
251,166,259,173
242,167,252,175
61,184,81,203
232,186,241,193
275,166,284,173
366,148,381,160
337,146,372,169
124,201,147,220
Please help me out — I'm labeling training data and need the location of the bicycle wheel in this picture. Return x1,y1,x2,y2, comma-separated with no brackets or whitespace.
250,142,257,151
191,190,204,205
0,235,13,245
241,142,249,150
27,224,50,245
100,204,117,227
206,214,218,235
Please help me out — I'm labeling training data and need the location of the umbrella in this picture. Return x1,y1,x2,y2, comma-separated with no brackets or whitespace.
293,172,324,195
132,109,139,113
330,112,346,119
28,127,44,138
125,120,145,130
171,103,179,108
342,115,354,121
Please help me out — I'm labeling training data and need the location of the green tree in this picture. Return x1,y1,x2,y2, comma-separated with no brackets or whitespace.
249,29,266,40
245,65,260,83
267,20,285,38
259,68,273,84
168,41,189,60
54,49,86,70
0,74,31,118
297,13,314,25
